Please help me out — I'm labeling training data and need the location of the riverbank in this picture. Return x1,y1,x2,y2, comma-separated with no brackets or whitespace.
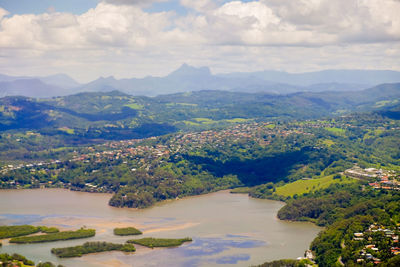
0,188,321,267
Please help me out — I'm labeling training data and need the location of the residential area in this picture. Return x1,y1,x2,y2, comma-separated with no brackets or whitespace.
345,166,400,190
353,223,400,264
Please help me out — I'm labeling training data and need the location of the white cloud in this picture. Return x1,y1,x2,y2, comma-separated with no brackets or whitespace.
103,0,167,7
215,1,280,27
187,0,400,46
0,3,175,49
0,0,399,81
260,0,400,43
208,1,334,45
180,0,217,12
0,7,9,19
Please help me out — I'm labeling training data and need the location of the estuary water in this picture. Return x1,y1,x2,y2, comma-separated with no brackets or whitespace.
0,189,321,267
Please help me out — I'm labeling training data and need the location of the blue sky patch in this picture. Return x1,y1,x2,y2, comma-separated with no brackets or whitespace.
0,0,99,15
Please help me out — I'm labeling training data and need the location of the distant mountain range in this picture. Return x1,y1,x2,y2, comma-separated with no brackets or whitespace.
0,73,80,98
1,64,400,98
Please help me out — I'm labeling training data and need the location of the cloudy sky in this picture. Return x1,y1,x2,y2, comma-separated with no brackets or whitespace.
0,0,399,82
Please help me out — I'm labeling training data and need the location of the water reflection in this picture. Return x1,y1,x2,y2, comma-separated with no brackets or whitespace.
0,189,321,267
182,237,266,257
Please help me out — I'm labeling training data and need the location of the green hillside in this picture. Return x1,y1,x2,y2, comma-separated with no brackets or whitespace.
0,83,399,142
275,175,355,197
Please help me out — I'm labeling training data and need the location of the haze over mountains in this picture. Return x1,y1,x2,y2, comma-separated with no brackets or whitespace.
1,64,400,98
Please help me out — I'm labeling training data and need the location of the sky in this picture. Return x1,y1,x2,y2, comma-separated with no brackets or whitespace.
0,0,399,82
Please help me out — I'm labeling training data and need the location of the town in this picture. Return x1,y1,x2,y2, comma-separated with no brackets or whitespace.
0,122,299,190
1,119,398,197
345,166,400,191
353,223,400,264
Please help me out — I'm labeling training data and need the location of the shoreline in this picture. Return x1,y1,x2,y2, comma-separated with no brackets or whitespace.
0,186,310,225
0,186,114,195
0,187,321,267
0,186,317,227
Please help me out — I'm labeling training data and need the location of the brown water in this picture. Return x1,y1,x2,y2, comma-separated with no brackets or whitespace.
0,189,321,267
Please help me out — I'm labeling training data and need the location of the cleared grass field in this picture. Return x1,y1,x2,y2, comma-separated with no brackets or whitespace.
124,103,144,110
275,175,355,197
225,118,252,123
374,99,399,108
363,129,384,140
193,118,215,123
324,127,346,136
321,139,335,147
58,127,75,134
182,121,201,126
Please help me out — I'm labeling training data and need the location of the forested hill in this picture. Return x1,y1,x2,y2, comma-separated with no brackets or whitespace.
0,83,399,141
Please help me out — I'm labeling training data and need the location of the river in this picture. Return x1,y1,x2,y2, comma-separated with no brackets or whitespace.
0,189,321,267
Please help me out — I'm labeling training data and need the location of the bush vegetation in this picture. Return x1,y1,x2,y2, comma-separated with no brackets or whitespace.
51,241,135,258
0,225,40,239
9,228,95,244
113,227,142,236
37,262,65,267
0,253,35,266
127,237,192,248
38,226,60,234
275,183,400,266
255,259,313,267
0,225,60,239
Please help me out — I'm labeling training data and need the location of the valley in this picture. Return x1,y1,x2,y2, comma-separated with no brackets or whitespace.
0,85,399,266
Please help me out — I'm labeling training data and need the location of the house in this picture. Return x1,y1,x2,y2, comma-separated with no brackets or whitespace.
305,250,314,260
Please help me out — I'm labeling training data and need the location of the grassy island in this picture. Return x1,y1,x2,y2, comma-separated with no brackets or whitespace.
0,225,60,239
113,227,142,236
38,226,60,234
51,241,136,258
0,253,35,266
9,228,95,244
127,237,192,248
0,253,63,267
0,225,40,239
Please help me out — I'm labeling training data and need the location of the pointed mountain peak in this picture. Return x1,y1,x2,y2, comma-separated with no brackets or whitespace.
168,63,211,78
